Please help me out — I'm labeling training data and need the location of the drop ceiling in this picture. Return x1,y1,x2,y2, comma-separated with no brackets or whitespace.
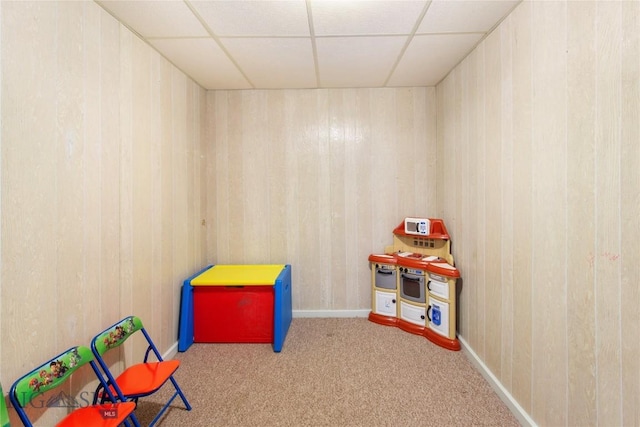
97,0,521,90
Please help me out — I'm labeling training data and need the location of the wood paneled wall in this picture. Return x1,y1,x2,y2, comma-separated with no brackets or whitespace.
0,3,206,424
3,0,638,426
205,88,437,311
437,1,640,425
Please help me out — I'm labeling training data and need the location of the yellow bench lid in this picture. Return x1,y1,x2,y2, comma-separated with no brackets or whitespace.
190,264,285,286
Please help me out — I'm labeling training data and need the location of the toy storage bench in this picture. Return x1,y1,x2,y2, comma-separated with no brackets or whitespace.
178,264,292,353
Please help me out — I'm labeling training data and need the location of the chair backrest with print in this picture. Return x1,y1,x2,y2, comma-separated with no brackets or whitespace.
10,346,94,411
92,316,144,358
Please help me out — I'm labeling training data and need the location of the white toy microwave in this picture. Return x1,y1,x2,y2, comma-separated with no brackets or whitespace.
404,217,430,236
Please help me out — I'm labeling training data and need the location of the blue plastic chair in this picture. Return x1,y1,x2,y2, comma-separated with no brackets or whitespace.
91,316,191,426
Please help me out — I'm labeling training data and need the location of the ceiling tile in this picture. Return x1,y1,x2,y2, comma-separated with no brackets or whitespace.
149,38,252,90
388,33,483,86
418,0,519,34
310,1,427,36
97,0,208,37
221,38,317,88
190,0,310,36
316,36,407,88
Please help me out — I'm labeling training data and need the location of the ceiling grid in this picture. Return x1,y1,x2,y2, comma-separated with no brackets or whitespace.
96,0,521,90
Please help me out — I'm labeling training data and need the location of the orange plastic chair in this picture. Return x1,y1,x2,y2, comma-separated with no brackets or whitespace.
9,346,139,427
91,316,191,426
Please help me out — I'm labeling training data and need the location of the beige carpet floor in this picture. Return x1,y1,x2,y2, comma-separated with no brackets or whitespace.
134,318,520,427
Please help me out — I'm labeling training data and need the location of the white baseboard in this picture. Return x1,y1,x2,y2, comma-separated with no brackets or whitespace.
163,341,179,360
293,309,370,318
458,335,537,427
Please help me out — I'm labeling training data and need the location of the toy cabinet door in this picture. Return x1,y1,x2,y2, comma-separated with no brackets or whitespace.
399,301,426,326
374,290,397,317
428,297,449,337
427,276,449,300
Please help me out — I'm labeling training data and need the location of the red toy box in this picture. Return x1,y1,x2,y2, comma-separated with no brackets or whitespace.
193,286,274,343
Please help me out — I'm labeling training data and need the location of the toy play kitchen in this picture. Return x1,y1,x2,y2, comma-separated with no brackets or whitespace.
368,218,461,351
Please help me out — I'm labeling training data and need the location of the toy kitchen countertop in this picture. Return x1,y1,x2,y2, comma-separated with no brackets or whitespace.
370,252,460,278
